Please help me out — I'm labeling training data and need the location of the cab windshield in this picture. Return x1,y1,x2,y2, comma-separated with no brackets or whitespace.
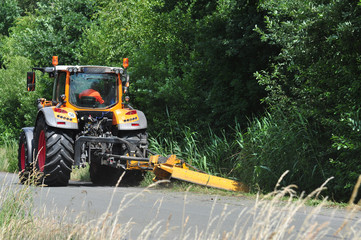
69,73,118,108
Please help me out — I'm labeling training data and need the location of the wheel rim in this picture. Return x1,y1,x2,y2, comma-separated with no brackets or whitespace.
38,130,46,172
20,143,25,171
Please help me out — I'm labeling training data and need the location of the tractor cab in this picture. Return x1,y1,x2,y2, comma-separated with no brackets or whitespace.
52,67,121,109
27,56,130,111
69,72,118,108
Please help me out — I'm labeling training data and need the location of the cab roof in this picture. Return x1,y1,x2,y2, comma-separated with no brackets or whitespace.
33,65,124,74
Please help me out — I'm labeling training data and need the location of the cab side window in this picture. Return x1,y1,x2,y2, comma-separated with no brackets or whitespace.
54,72,66,102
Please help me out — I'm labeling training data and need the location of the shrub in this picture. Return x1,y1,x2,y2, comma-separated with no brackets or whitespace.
0,56,40,142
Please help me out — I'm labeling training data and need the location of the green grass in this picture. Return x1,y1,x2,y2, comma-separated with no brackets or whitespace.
71,165,90,181
149,126,241,179
0,139,18,173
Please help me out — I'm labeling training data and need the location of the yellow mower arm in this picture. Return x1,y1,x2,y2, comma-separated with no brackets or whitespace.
145,155,249,192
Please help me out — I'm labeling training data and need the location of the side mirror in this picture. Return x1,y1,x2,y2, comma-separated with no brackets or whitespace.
122,74,129,93
27,72,35,91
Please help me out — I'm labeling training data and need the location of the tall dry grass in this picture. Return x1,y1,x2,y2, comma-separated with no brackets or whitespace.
1,172,361,239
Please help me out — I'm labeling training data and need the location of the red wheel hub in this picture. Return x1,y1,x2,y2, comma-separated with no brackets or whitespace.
38,130,46,172
20,144,25,171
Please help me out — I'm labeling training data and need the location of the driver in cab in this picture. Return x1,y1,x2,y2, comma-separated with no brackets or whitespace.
79,82,104,104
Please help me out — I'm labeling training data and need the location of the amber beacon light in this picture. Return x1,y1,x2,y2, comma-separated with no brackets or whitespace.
123,58,129,69
52,56,58,66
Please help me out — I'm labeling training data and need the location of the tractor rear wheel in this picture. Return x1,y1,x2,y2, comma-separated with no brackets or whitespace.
34,116,74,186
18,131,30,183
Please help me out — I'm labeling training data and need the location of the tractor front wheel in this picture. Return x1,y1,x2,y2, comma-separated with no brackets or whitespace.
18,131,31,183
34,116,74,186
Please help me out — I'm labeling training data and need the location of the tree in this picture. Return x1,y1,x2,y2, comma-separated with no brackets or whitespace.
257,0,361,115
81,0,275,135
0,0,21,36
17,0,38,13
2,0,98,66
0,0,22,67
254,0,361,200
189,0,276,129
0,56,40,141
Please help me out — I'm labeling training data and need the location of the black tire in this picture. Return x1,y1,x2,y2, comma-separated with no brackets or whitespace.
18,131,30,183
33,116,74,186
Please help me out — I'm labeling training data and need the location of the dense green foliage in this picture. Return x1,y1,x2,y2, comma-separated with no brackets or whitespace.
253,0,361,201
0,0,22,66
3,0,98,66
1,0,361,201
0,0,21,36
0,56,39,142
80,0,273,133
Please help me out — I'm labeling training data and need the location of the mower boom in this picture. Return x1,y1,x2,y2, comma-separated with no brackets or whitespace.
114,153,248,192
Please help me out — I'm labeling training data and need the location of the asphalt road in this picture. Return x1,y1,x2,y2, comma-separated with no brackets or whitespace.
1,172,361,239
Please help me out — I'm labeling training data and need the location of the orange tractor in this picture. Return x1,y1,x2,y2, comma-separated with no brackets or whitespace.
18,57,247,192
